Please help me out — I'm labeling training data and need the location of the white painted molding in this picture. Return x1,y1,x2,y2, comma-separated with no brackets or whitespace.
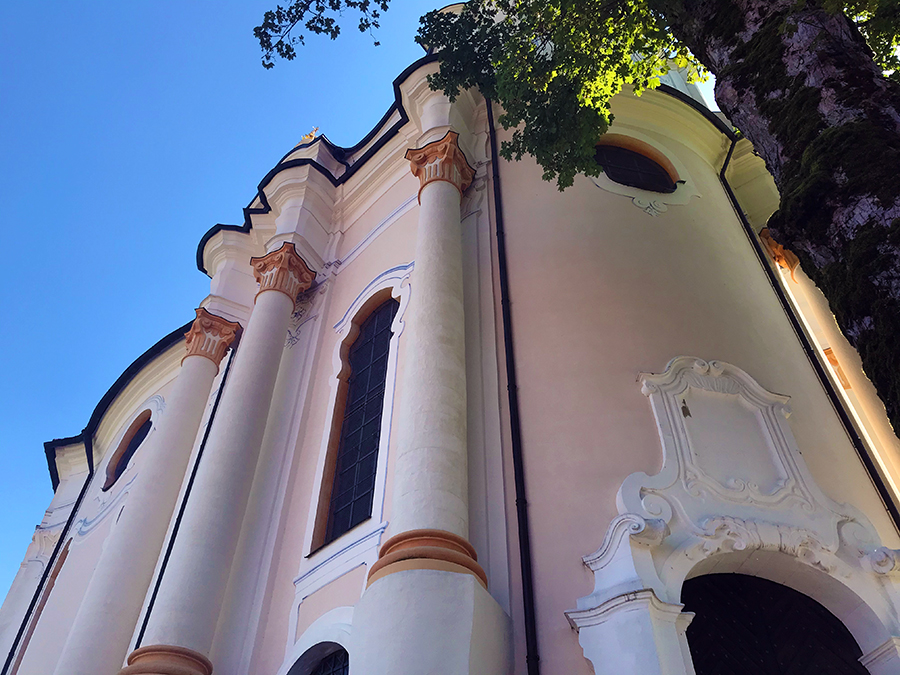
583,514,669,573
590,127,700,216
323,195,417,275
621,357,863,530
75,395,166,538
288,264,412,653
566,590,695,675
861,637,900,674
570,356,900,672
277,606,354,675
866,547,900,575
287,283,329,349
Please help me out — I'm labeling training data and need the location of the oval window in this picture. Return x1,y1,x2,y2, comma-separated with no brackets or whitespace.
102,412,153,490
595,145,677,194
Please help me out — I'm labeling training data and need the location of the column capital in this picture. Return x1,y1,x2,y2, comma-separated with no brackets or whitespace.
183,308,241,370
760,228,800,280
250,242,315,306
406,130,476,202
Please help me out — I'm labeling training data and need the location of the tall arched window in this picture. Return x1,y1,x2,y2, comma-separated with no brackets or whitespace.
102,410,153,490
682,573,867,674
315,297,399,548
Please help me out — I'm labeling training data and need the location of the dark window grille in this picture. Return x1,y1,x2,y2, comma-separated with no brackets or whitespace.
325,298,399,544
310,648,349,675
595,145,677,193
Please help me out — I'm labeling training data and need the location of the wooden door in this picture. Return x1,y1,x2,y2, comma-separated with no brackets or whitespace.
682,573,869,674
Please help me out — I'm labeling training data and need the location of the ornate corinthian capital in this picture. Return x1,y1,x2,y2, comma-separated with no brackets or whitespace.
183,308,241,369
251,242,316,306
406,130,476,201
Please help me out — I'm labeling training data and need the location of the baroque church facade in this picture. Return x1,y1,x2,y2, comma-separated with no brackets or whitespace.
3,40,900,675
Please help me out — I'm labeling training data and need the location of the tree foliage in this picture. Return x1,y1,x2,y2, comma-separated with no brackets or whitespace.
255,0,899,189
254,0,390,69
417,1,704,188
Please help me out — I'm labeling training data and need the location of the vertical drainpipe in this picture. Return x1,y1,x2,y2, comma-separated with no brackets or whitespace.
719,137,900,532
2,434,95,675
486,98,541,675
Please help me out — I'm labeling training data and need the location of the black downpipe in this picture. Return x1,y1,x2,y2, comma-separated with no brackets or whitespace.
719,138,900,531
3,434,95,675
486,99,541,675
134,342,238,648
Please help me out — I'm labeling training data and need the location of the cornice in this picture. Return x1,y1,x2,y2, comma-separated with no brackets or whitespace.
195,60,735,278
43,321,191,491
195,54,440,276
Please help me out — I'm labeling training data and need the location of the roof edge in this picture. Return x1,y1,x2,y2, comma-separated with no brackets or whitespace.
43,320,192,491
195,53,440,276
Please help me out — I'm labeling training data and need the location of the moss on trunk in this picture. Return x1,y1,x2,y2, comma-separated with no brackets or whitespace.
672,0,900,432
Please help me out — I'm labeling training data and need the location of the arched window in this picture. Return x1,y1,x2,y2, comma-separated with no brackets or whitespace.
309,648,348,675
102,411,153,490
315,297,399,548
594,144,677,193
682,573,867,674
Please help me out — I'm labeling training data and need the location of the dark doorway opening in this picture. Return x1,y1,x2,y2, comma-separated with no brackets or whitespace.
682,573,868,674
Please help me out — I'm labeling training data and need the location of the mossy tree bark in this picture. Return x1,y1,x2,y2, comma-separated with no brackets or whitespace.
662,0,900,432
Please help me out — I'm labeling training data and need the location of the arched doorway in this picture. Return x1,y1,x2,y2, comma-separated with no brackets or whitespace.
682,573,868,674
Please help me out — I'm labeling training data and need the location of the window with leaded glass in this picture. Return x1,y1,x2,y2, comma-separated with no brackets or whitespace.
310,648,349,675
323,298,399,544
595,144,677,193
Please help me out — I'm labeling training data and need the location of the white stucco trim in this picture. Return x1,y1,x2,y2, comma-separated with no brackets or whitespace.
277,606,354,675
568,357,900,674
75,395,166,538
288,264,412,650
324,194,417,275
590,126,700,216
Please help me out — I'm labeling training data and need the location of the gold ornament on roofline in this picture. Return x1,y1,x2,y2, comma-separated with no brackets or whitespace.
298,126,319,145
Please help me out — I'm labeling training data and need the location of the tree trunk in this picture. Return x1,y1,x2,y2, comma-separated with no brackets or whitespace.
664,0,900,432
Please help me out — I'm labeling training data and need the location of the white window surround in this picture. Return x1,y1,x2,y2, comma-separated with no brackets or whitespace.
277,607,354,675
566,357,900,675
76,395,166,538
288,263,413,650
590,127,700,216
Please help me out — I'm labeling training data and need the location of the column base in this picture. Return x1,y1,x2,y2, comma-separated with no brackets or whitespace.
367,529,487,588
351,567,511,675
119,645,213,675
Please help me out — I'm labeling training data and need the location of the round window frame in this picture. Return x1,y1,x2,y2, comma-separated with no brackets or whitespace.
590,131,700,215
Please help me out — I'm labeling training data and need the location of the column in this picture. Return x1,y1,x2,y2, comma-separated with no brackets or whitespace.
350,132,511,675
120,243,314,675
367,130,484,585
53,309,239,675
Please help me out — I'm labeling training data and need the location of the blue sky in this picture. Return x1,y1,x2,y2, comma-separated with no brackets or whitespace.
0,2,718,600
0,0,443,600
